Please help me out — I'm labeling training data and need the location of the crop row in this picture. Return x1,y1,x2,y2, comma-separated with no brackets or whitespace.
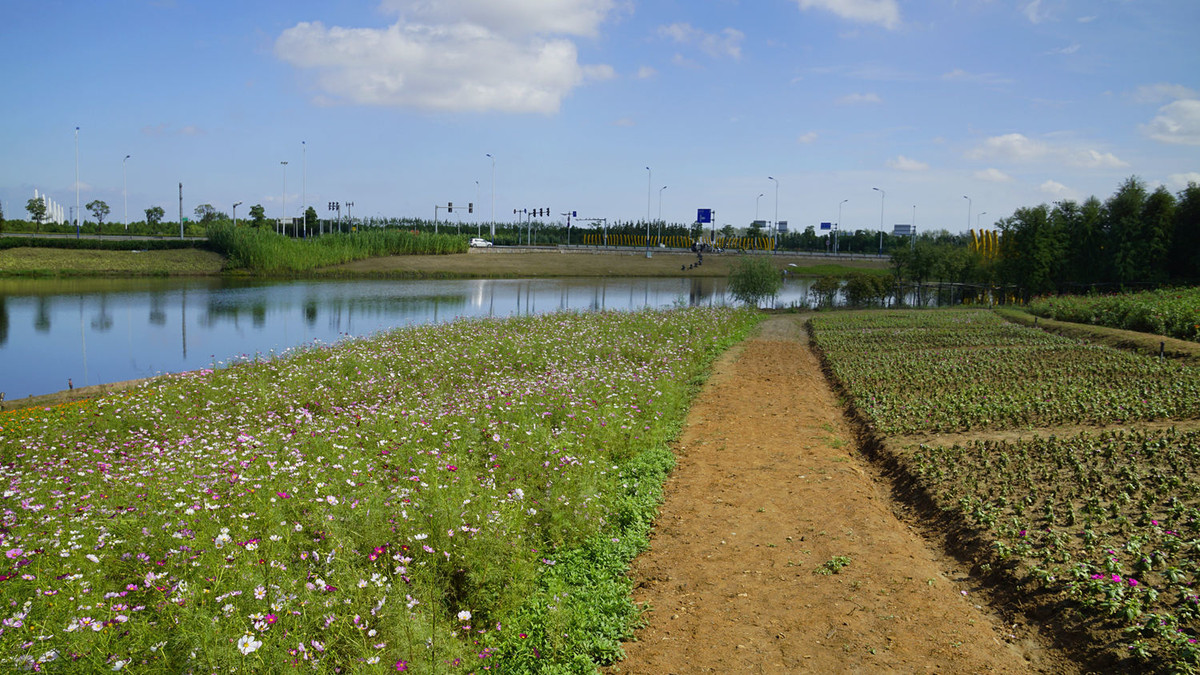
911,429,1200,670
1027,288,1200,343
811,308,1200,671
0,306,759,673
810,310,1200,435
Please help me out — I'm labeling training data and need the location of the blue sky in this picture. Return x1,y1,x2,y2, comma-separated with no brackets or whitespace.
2,0,1198,235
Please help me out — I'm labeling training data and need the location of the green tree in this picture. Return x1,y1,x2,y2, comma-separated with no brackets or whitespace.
1105,176,1150,283
304,206,318,233
86,199,110,225
727,255,782,307
1168,182,1200,281
0,200,5,234
746,221,764,238
194,204,218,224
249,204,267,228
720,224,735,239
145,205,165,227
1138,186,1176,283
997,204,1065,295
25,197,47,232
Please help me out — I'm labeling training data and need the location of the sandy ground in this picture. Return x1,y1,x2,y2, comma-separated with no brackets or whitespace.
609,315,1077,674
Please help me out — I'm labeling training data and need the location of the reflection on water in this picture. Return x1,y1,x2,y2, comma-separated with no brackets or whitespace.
0,277,748,399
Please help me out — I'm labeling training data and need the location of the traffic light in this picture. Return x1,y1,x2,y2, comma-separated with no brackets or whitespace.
468,203,473,213
448,202,453,213
572,211,577,217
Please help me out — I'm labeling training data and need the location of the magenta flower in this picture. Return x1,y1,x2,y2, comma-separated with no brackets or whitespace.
5,549,23,559
396,661,409,671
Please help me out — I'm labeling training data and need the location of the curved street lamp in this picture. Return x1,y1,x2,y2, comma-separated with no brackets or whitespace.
872,187,885,255
645,166,652,255
767,176,779,250
963,195,972,231
123,154,131,231
487,153,495,238
657,185,667,243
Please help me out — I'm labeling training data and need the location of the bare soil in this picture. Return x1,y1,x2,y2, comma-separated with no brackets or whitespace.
610,315,1077,674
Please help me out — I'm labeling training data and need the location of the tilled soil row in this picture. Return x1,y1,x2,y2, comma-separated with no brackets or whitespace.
610,315,1074,674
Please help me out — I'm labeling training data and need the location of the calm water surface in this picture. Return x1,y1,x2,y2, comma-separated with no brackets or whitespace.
0,277,821,399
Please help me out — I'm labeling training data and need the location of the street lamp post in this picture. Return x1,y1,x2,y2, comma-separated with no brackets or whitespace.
768,176,779,250
645,166,652,256
657,185,667,243
837,199,848,254
912,204,917,250
756,193,764,223
963,195,972,232
475,180,481,236
74,126,80,239
233,201,242,228
123,154,130,231
302,141,307,238
486,153,495,239
977,211,987,228
873,187,885,255
280,161,289,236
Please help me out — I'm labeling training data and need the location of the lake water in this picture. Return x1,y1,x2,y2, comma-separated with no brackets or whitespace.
0,277,826,399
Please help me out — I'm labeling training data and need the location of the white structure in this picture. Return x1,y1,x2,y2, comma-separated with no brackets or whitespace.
33,189,65,224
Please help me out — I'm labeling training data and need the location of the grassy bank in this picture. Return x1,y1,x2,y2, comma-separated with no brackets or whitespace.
327,249,889,279
0,307,759,672
1,244,887,279
0,247,224,276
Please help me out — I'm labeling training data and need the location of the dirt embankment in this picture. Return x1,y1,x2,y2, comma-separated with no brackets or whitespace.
611,315,1075,674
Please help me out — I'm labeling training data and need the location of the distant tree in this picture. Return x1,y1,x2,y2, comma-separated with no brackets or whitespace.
0,200,5,234
746,221,763,238
249,204,267,228
720,224,735,239
997,204,1064,295
145,205,165,227
1169,182,1200,281
304,206,318,232
194,204,218,224
86,199,110,225
727,256,782,307
1105,177,1150,284
26,197,47,232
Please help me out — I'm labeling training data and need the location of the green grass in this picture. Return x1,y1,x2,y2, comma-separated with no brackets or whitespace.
1027,288,1200,343
205,224,468,274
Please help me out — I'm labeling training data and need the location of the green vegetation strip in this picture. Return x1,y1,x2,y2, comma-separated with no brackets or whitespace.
811,309,1200,435
1028,288,1200,344
205,223,467,274
0,306,760,672
810,309,1200,671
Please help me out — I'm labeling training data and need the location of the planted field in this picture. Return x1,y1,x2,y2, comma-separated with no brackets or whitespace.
1028,288,1200,343
810,309,1200,672
0,307,759,672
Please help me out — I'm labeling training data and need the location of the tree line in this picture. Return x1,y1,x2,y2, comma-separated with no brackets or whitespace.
890,177,1200,296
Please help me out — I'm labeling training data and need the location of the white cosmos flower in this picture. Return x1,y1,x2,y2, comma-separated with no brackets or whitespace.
237,633,262,655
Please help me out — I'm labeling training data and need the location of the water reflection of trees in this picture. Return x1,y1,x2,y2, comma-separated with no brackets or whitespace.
90,295,113,332
35,297,51,332
0,297,7,346
198,294,469,330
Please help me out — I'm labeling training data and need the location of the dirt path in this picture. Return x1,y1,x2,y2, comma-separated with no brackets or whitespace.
611,316,1074,674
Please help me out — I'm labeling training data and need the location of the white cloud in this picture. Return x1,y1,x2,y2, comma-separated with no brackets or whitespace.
887,155,928,171
1129,83,1198,104
179,125,205,136
1023,0,1050,24
657,23,744,60
974,168,1013,182
635,65,656,79
1077,15,1096,23
797,131,818,144
967,133,1128,168
835,92,882,105
1141,99,1200,146
377,0,615,38
1168,172,1200,190
275,16,613,114
942,69,1014,86
795,0,901,30
1039,180,1072,196
1048,43,1081,55
968,133,1049,162
1067,149,1128,169
612,117,635,127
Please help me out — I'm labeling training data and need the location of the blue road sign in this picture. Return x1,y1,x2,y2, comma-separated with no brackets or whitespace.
697,208,712,224
820,222,832,230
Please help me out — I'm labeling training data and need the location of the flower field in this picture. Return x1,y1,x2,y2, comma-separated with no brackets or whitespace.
0,307,759,673
1027,288,1200,343
810,309,1200,672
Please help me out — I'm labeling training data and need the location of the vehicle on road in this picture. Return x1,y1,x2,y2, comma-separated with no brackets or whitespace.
469,237,493,248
